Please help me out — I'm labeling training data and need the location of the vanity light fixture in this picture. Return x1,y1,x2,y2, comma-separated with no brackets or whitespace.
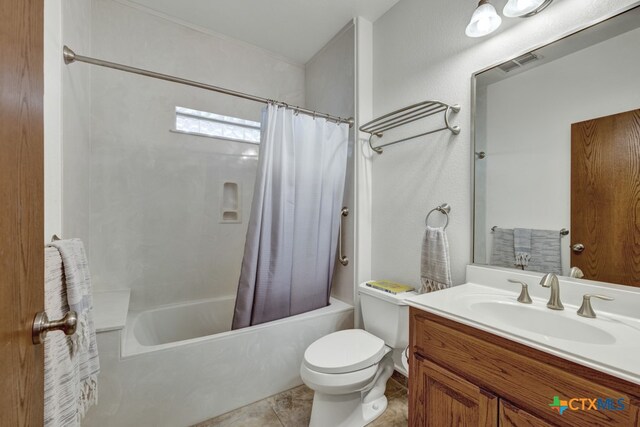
465,0,503,38
503,0,554,17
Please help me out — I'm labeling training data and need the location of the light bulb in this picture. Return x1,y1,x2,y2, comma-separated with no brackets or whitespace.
503,0,551,17
465,0,502,38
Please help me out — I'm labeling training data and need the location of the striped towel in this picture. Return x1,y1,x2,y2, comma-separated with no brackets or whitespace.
45,240,99,426
420,226,452,293
514,228,532,268
490,227,516,269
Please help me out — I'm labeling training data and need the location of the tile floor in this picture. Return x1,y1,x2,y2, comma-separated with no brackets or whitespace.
193,374,408,427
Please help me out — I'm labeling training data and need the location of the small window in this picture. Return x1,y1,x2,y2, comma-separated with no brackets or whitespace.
175,106,261,144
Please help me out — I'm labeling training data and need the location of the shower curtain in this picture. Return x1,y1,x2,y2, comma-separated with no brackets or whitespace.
232,104,349,329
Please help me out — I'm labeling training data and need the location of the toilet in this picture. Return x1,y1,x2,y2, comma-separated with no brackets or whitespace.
300,282,415,427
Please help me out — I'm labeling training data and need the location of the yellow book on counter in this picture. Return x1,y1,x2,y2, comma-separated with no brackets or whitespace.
365,280,414,295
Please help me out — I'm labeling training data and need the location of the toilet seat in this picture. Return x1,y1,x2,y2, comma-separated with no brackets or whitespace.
303,329,387,374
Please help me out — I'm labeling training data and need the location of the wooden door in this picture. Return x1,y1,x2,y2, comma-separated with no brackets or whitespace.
410,355,498,426
499,400,552,427
571,109,640,286
0,0,45,425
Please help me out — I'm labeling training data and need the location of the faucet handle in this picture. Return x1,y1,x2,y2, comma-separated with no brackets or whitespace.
507,279,533,304
577,294,614,319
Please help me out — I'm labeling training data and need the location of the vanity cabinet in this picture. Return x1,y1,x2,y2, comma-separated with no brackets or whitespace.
409,308,640,426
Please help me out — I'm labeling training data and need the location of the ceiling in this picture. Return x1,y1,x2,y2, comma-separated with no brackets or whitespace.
125,0,400,64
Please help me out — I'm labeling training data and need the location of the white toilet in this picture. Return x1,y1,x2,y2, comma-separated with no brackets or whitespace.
300,282,415,427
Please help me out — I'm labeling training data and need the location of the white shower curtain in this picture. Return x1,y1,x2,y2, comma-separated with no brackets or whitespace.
232,104,349,329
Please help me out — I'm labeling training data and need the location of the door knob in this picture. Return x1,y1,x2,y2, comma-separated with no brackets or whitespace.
32,311,78,345
571,243,585,253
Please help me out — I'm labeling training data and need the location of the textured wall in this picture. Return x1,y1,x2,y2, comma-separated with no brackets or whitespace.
89,0,305,309
61,0,92,249
305,23,356,304
371,0,639,287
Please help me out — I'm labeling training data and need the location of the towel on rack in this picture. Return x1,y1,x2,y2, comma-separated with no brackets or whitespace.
514,228,532,267
528,230,562,275
45,239,99,425
490,227,516,269
420,226,452,293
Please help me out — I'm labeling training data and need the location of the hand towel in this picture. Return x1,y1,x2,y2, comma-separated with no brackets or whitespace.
44,247,79,427
528,229,562,275
514,228,532,268
420,226,452,293
46,239,100,423
490,227,516,269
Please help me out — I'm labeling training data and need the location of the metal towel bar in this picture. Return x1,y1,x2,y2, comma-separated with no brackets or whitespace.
491,226,569,236
359,100,461,154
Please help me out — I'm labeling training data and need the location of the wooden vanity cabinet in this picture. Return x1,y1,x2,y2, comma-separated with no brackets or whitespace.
409,308,640,427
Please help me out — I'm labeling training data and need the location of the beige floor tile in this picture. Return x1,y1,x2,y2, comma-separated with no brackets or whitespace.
384,377,408,399
369,394,409,427
269,385,314,427
193,399,283,427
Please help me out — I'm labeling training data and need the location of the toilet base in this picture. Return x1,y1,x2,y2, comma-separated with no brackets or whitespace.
309,391,388,427
308,354,394,427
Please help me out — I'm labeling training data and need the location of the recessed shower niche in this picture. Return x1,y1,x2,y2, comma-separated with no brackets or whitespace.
221,181,241,223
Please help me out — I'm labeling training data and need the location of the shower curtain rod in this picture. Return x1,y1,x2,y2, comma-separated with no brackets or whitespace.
63,46,354,127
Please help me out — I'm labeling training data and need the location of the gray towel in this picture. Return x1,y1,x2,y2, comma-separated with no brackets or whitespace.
528,230,562,275
45,239,99,424
420,226,452,293
490,227,516,269
514,228,532,267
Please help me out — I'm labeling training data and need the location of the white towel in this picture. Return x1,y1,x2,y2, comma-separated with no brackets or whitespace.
45,239,99,426
420,226,452,293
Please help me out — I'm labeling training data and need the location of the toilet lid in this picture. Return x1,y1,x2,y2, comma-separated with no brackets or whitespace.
303,329,387,374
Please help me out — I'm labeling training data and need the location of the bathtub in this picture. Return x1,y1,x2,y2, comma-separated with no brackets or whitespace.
83,296,353,427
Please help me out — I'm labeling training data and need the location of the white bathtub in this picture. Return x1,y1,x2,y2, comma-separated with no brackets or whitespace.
83,296,353,427
129,296,236,351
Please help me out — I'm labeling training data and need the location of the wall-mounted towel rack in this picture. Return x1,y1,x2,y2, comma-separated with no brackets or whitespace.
359,100,461,154
491,226,569,236
426,203,451,230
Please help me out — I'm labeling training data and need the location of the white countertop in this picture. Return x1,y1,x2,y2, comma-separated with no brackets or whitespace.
405,265,640,386
93,290,130,332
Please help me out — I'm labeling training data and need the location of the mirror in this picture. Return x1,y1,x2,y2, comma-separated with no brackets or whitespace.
472,5,640,287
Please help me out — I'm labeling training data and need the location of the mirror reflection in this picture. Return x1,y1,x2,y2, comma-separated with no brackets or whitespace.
473,6,640,287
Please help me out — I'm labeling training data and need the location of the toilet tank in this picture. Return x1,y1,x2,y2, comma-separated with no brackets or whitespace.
358,282,417,349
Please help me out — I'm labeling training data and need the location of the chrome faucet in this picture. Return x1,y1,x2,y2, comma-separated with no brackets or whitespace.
539,273,564,310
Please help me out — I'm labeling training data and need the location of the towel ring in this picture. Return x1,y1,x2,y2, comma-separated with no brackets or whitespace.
425,203,451,230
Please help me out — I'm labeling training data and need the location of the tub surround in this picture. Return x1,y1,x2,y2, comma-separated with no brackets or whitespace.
406,265,640,426
93,290,130,332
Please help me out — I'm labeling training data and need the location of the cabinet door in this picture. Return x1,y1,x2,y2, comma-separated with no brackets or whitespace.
410,355,498,426
499,400,553,427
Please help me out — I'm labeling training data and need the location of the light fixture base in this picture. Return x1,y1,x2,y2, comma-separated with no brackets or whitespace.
520,0,554,18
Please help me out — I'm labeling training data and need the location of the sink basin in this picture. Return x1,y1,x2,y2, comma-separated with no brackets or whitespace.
468,301,617,345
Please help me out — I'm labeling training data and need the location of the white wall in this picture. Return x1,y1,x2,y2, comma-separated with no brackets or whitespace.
89,0,305,309
61,0,92,249
44,0,92,243
305,22,356,304
481,27,640,274
371,0,640,287
44,0,63,242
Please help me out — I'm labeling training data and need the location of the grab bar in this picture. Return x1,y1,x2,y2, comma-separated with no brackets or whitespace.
339,207,349,266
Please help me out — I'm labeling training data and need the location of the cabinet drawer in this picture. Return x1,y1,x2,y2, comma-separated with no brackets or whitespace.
411,309,640,427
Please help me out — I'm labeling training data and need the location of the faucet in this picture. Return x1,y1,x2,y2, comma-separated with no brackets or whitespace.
539,273,564,310
569,267,584,279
